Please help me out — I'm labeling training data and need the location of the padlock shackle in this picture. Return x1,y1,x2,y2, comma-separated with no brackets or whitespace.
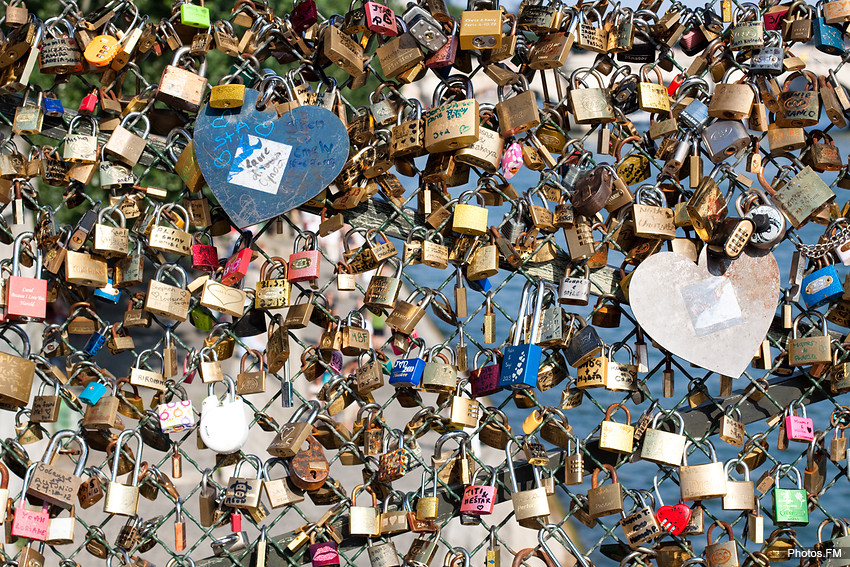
41,429,88,476
111,429,143,485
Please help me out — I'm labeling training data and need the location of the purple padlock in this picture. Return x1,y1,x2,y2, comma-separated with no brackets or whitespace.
470,349,501,398
785,403,814,442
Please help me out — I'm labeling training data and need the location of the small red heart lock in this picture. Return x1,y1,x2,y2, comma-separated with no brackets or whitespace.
656,504,691,535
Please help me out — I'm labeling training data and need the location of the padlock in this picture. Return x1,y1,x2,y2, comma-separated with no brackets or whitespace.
505,439,549,528
424,76,479,153
722,460,755,511
63,114,99,163
500,281,544,389
788,311,832,367
588,464,624,518
679,440,727,501
156,47,208,112
288,231,321,283
773,464,808,525
104,112,150,167
784,402,815,442
705,521,739,567
11,463,49,541
199,376,250,454
103,430,143,516
641,411,686,466
6,232,46,322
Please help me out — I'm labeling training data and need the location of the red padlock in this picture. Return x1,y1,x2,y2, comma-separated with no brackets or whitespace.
288,231,321,283
222,234,253,286
365,0,397,36
667,73,686,96
230,512,242,532
460,466,497,516
470,350,501,398
78,88,99,115
191,231,219,272
291,0,318,32
6,232,46,321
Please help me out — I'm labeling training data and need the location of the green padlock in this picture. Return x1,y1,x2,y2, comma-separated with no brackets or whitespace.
773,464,809,526
180,1,211,28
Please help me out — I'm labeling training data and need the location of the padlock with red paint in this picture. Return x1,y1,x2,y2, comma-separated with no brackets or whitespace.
470,349,501,398
667,73,685,96
230,512,242,532
192,231,219,272
288,231,321,283
222,233,253,286
460,466,497,516
365,0,397,36
12,464,49,541
784,402,814,442
78,88,98,115
309,533,340,567
291,0,318,32
6,232,46,321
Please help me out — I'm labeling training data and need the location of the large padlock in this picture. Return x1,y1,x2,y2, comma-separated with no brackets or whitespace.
773,464,809,525
149,204,192,256
788,311,832,367
424,76,479,153
679,440,727,501
157,46,208,112
640,411,686,466
104,112,150,167
62,114,99,163
500,281,544,389
6,232,46,321
777,70,821,127
569,67,615,124
103,430,143,516
288,231,321,283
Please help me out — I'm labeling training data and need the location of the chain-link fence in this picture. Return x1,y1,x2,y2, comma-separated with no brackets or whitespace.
0,0,849,565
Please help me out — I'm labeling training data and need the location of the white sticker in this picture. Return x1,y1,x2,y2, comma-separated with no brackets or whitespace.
680,277,743,337
227,133,292,194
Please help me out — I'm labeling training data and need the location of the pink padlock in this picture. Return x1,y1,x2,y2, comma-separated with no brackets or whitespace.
364,0,397,36
785,403,814,442
191,231,219,271
470,350,501,398
460,466,497,516
309,537,340,566
12,465,49,541
288,231,321,283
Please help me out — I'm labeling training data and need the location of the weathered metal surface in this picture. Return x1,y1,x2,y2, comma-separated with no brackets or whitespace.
628,249,780,377
194,91,349,228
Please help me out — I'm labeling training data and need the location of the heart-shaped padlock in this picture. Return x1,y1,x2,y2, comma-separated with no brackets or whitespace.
656,504,691,535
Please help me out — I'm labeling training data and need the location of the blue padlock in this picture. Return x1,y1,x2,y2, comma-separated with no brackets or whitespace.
390,338,426,388
80,379,107,405
42,94,64,117
677,79,711,131
813,6,845,55
83,323,108,356
467,276,491,293
93,278,120,303
499,281,544,390
801,261,843,308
